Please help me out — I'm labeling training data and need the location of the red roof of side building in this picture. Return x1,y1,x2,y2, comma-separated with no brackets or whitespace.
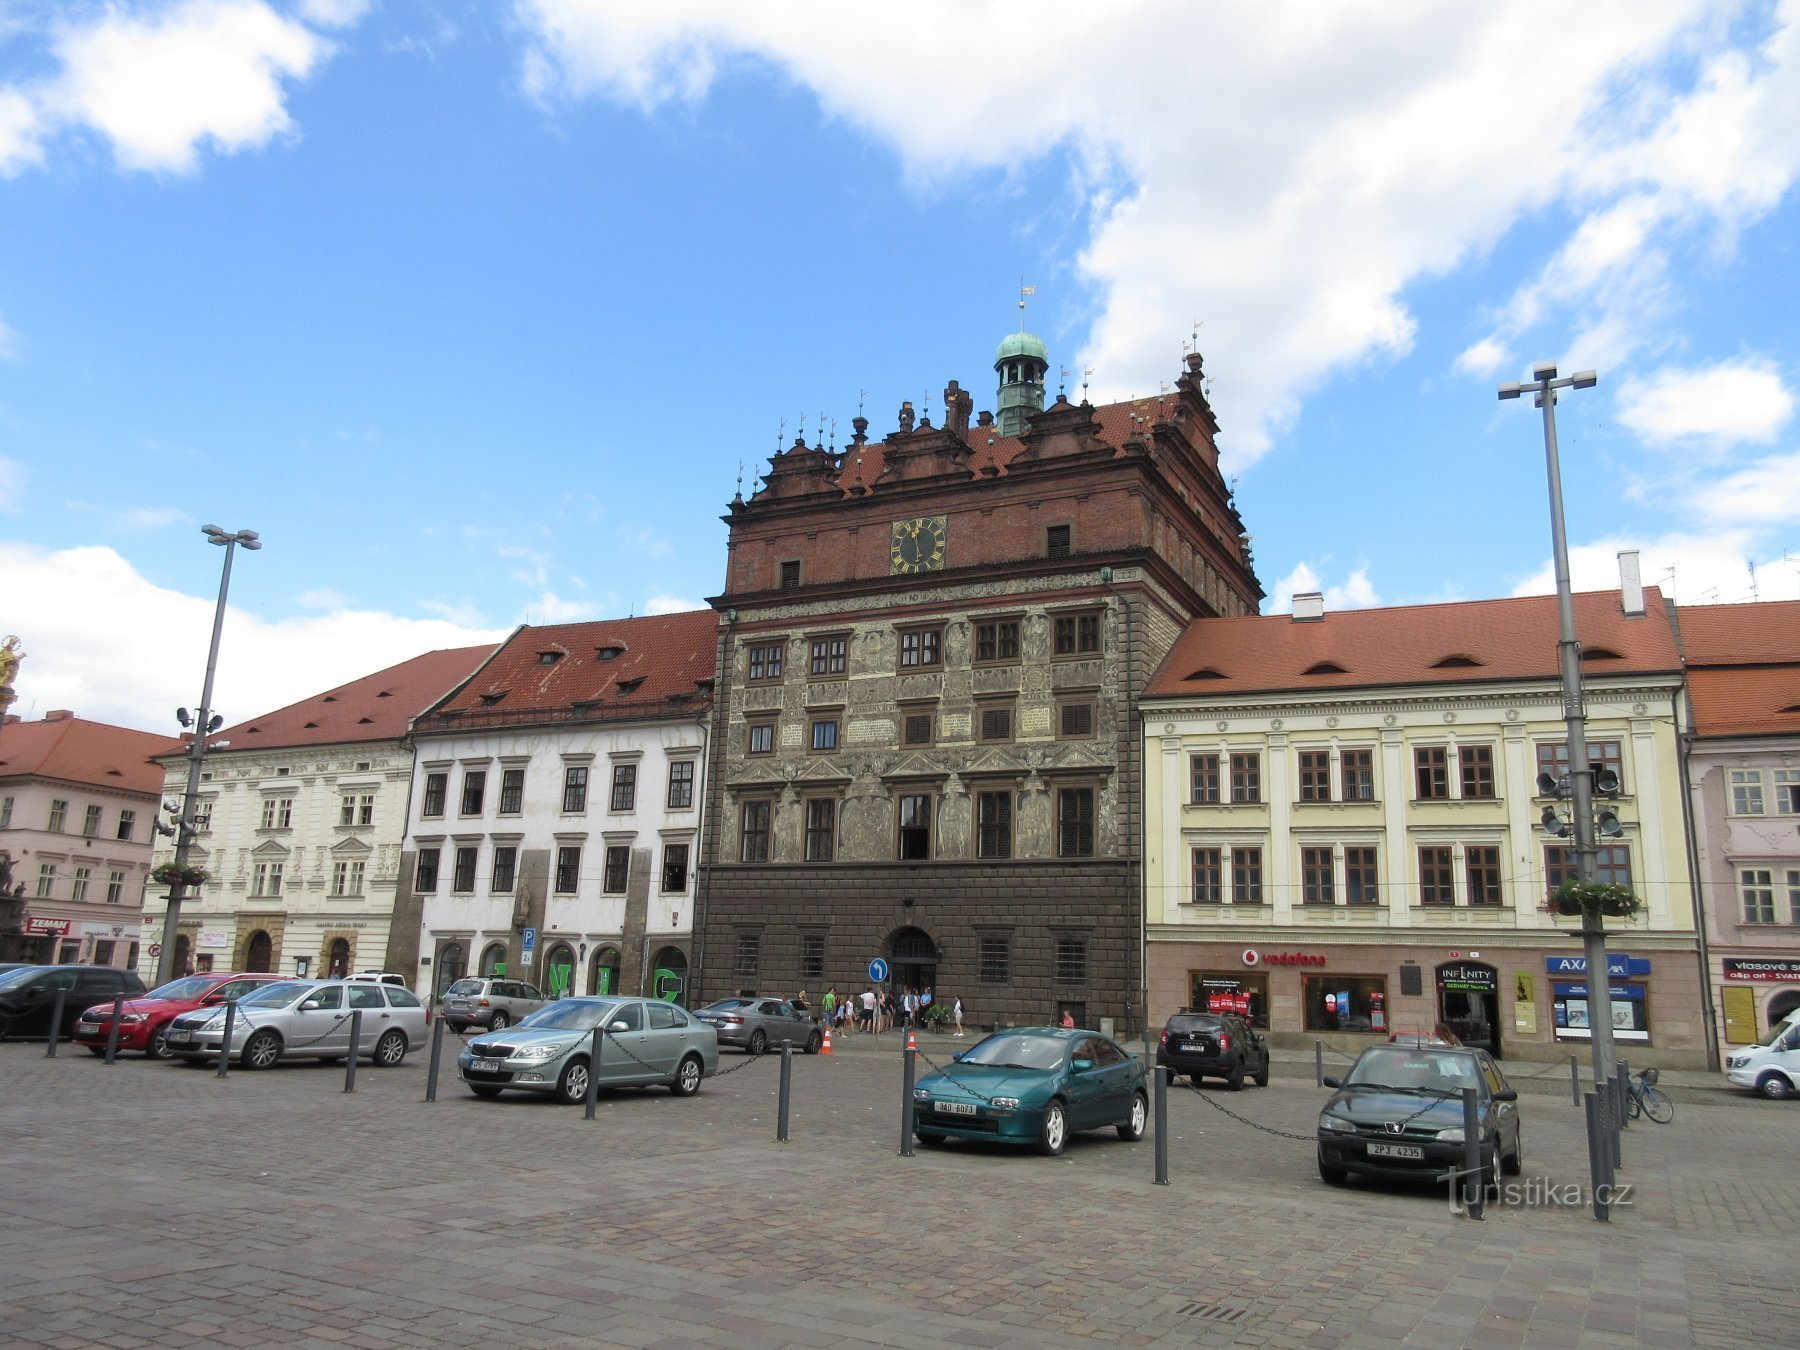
0,714,179,794
1144,588,1679,699
1678,599,1800,738
424,611,719,724
197,645,496,754
1676,598,1800,666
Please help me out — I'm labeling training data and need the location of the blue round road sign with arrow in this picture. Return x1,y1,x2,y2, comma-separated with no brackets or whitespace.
868,957,889,983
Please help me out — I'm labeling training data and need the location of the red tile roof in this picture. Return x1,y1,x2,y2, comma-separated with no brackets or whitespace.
1144,589,1679,699
204,646,495,752
0,714,178,794
1676,599,1800,666
427,611,719,723
1679,600,1800,738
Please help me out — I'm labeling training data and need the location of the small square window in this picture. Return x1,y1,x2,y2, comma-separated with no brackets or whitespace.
779,560,802,589
746,642,785,681
1046,524,1072,559
1058,702,1094,739
979,935,1011,984
977,705,1013,742
974,620,1021,664
899,628,943,669
902,711,935,746
809,636,848,676
810,718,839,752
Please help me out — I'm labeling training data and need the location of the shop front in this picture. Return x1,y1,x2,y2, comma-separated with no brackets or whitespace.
1545,954,1652,1046
1720,956,1800,1045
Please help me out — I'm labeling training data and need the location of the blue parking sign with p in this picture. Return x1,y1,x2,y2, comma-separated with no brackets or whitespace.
522,928,537,953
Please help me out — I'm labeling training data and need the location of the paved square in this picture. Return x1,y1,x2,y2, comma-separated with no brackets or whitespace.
0,1035,1792,1347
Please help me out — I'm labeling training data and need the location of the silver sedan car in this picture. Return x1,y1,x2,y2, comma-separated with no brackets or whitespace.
694,997,822,1055
457,997,718,1103
164,978,428,1069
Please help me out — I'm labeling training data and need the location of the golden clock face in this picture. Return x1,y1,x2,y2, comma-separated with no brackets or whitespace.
890,516,948,574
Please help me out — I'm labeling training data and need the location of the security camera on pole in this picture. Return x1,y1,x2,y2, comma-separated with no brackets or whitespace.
155,525,260,986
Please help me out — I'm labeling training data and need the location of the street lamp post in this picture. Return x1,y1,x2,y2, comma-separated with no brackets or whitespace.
155,526,260,985
1498,366,1619,1101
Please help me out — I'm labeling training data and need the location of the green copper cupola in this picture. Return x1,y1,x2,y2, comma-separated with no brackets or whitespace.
994,329,1048,436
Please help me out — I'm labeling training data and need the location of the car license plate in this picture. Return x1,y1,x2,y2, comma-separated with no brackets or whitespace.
1368,1141,1424,1160
466,1060,501,1073
166,1030,191,1045
938,1101,976,1116
1181,1040,1207,1052
79,1019,99,1030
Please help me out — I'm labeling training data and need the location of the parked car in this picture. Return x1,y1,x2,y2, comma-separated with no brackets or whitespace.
163,978,427,1069
1156,1010,1270,1090
0,965,147,1040
1725,1009,1800,1100
1317,1044,1522,1189
345,971,407,987
73,972,284,1058
694,996,822,1054
912,1026,1147,1156
438,977,548,1032
457,996,718,1103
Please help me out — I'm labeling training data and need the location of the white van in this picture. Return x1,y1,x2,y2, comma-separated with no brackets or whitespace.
1725,1009,1800,1100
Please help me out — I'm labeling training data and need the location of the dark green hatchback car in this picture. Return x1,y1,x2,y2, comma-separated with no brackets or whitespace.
912,1027,1148,1155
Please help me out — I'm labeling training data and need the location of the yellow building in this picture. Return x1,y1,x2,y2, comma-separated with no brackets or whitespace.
1139,577,1707,1067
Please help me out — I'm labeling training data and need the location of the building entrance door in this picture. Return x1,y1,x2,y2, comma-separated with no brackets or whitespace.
887,927,938,1006
1437,961,1501,1058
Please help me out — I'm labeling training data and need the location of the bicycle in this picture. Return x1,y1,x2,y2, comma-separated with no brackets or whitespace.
1626,1066,1674,1123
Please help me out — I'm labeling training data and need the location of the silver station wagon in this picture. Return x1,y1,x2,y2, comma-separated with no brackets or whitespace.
164,978,428,1069
457,996,718,1103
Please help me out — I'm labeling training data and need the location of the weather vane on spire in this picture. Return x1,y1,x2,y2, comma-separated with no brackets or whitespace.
1082,365,1093,402
1019,281,1035,324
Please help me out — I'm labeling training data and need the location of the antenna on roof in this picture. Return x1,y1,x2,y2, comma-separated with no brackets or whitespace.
858,388,867,415
1082,365,1092,402
1661,564,1678,606
1747,559,1758,602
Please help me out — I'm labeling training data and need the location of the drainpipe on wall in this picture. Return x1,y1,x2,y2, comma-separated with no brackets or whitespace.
691,611,735,1006
1668,595,1722,1069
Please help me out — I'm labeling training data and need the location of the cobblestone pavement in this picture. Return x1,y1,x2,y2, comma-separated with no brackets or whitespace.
0,1033,1794,1348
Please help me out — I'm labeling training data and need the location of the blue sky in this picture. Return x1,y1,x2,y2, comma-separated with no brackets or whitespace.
3,1,1798,731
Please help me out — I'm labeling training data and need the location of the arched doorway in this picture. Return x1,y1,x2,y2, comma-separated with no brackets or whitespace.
480,942,507,977
1436,961,1500,1057
590,946,622,995
327,937,350,978
1768,988,1800,1032
173,933,192,977
436,943,466,999
544,943,576,999
245,930,273,974
887,927,938,1000
650,946,687,1004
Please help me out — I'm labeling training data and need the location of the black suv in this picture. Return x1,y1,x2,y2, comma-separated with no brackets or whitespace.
0,965,147,1040
1157,1010,1270,1090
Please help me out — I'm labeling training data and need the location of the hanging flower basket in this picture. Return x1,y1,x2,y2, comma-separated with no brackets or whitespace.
1546,879,1642,921
151,862,209,888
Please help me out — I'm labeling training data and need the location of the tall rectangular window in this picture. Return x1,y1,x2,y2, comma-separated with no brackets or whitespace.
35,863,55,897
105,871,125,904
801,933,826,982
1057,787,1095,858
453,847,478,893
1465,846,1502,906
193,800,213,832
554,845,581,894
1419,847,1454,906
332,860,365,896
116,810,136,841
974,620,1021,663
746,642,784,681
610,764,637,812
71,866,91,902
421,773,447,818
460,771,486,816
1230,753,1261,804
252,862,283,897
1730,769,1765,815
1344,847,1378,906
1191,754,1220,804
979,935,1011,983
1045,523,1071,558
339,794,359,826
1298,751,1331,802
1459,745,1495,799
779,560,801,589
1415,747,1449,800
1789,869,1800,924
667,761,695,809
735,932,761,980
662,843,690,892
415,848,440,892
897,794,932,860
1341,749,1374,801
48,799,67,832
810,718,839,751
1776,769,1800,815
1301,847,1335,905
260,797,293,829
976,791,1012,859
0,796,11,828
562,767,588,813
741,801,772,863
809,636,848,675
899,628,942,668
1053,613,1102,655
1054,937,1089,986
1192,848,1222,904
84,804,103,836
491,846,517,894
498,769,524,814
804,799,836,862
1232,849,1263,904
603,845,630,893
748,722,775,755
1741,868,1775,923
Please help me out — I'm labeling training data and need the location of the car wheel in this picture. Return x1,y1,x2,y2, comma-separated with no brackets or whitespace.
373,1029,407,1067
1318,1151,1349,1185
1117,1090,1148,1142
469,1084,503,1099
670,1054,704,1097
918,1130,948,1147
556,1058,590,1104
1502,1126,1524,1177
1190,1072,1207,1087
1038,1100,1068,1156
489,1011,510,1031
1253,1059,1270,1088
806,1030,823,1055
147,1025,172,1060
85,1045,106,1057
1226,1061,1245,1092
1757,1071,1794,1101
747,1029,768,1056
242,1030,281,1070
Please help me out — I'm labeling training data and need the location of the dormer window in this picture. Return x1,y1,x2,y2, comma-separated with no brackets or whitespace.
598,645,625,661
478,692,507,706
1431,655,1483,669
616,677,644,695
538,651,564,666
1303,661,1348,676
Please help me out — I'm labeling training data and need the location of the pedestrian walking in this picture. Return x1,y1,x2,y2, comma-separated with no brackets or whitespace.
902,987,918,1030
823,986,837,1025
953,996,965,1037
1060,1008,1075,1029
861,987,877,1033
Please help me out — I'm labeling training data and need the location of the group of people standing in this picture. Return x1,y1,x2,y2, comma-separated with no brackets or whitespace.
816,986,966,1037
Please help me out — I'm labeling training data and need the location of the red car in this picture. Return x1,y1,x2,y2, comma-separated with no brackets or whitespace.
74,972,284,1059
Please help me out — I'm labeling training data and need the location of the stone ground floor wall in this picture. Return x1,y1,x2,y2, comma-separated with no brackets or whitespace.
695,861,1139,1036
418,921,691,1005
1148,933,1712,1070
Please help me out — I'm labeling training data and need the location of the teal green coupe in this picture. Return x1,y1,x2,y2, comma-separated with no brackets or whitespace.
912,1027,1148,1155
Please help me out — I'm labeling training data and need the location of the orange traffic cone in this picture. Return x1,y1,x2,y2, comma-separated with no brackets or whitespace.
820,1025,833,1055
906,1029,917,1052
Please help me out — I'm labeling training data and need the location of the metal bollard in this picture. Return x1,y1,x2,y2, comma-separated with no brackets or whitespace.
1315,1040,1324,1087
899,1042,916,1157
777,1039,793,1142
1570,1054,1580,1107
1461,1087,1483,1220
583,1025,603,1119
44,988,67,1057
344,1010,363,1092
1616,1060,1631,1133
1583,1092,1609,1223
424,1018,446,1102
1154,1065,1170,1186
216,1002,236,1078
103,995,125,1064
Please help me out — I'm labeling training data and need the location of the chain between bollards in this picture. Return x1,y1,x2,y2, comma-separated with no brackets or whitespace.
424,1018,445,1102
583,1024,603,1119
777,1039,793,1142
1154,1065,1170,1185
44,988,67,1058
1461,1087,1483,1221
899,1043,916,1157
102,995,124,1064
216,1002,236,1078
343,1010,363,1092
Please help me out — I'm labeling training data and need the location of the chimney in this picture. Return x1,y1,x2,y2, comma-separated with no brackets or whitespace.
1618,550,1644,617
44,709,74,722
1292,592,1325,622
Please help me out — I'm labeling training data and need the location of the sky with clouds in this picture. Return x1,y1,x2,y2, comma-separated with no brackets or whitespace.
2,0,1798,732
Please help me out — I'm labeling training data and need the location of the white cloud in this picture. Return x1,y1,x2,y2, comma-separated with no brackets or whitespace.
296,586,352,610
1616,358,1794,449
1509,531,1800,606
1269,560,1382,615
0,454,23,512
0,86,44,175
645,593,703,616
525,591,603,623
1691,450,1800,525
0,313,18,360
297,0,372,28
1453,337,1508,379
0,541,508,731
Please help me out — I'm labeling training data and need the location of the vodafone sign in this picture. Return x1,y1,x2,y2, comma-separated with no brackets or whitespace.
1242,948,1325,968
